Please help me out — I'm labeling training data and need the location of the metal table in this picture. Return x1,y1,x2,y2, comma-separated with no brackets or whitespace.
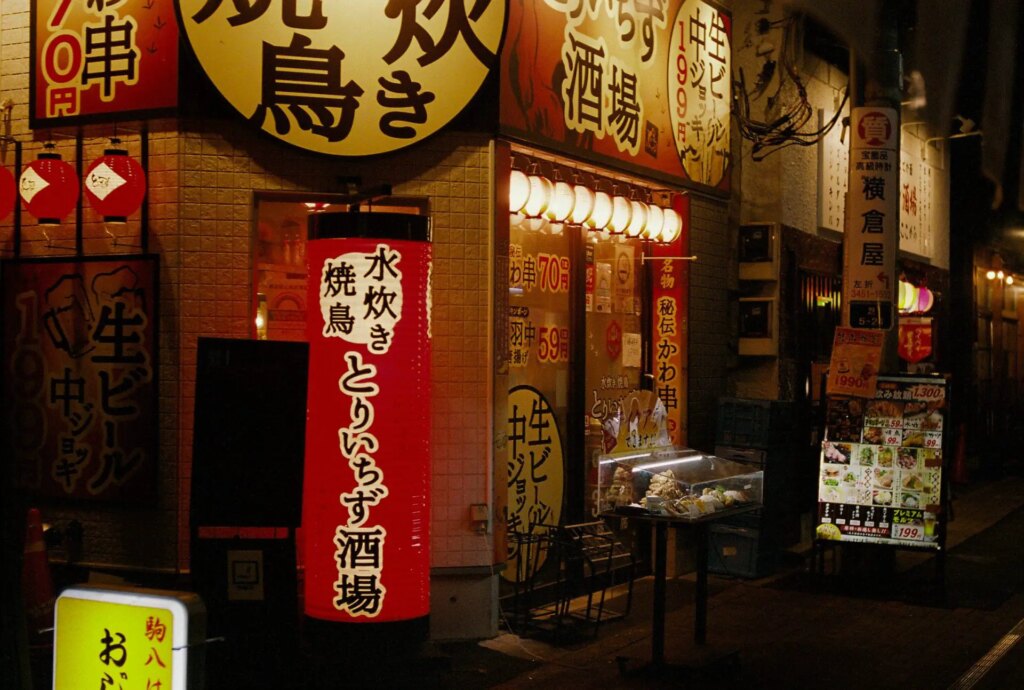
616,504,761,669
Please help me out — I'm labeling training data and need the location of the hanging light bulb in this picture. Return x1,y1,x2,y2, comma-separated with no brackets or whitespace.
608,194,632,234
587,191,613,231
625,200,648,238
523,175,552,218
1007,276,1015,286
545,177,575,223
509,169,530,213
569,182,595,225
660,208,682,243
986,270,997,280
644,205,664,240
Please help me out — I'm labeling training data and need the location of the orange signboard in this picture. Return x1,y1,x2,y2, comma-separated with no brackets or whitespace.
31,0,179,126
827,327,883,398
500,0,732,193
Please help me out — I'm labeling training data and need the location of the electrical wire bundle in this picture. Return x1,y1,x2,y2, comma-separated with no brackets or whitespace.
734,16,849,161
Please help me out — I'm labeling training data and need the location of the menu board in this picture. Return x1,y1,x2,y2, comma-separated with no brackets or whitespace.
816,375,947,549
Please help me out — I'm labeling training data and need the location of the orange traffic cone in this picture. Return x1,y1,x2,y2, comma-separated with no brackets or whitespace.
22,508,56,640
952,422,969,484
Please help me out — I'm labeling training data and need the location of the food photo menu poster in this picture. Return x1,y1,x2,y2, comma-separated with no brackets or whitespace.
816,376,947,549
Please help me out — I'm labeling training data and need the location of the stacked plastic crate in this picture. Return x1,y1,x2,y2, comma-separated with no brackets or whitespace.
708,398,800,578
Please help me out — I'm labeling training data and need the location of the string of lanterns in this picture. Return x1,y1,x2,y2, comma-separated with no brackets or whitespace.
509,168,683,243
0,139,147,226
897,279,935,314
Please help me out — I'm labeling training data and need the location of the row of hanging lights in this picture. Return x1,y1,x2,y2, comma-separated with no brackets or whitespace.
897,279,935,314
509,169,683,243
0,139,147,225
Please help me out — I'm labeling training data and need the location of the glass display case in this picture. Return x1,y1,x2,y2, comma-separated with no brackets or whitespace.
598,447,764,519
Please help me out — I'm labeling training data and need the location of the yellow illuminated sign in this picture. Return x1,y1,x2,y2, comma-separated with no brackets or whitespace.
177,1,506,156
54,586,201,690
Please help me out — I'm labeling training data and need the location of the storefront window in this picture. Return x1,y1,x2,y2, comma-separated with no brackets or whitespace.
506,214,571,556
505,208,648,576
582,233,647,518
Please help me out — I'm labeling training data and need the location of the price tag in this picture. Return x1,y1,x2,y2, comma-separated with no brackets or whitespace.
893,524,923,541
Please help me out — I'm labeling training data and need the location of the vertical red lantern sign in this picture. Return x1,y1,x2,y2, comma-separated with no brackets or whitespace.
83,141,147,223
0,164,16,221
303,231,431,623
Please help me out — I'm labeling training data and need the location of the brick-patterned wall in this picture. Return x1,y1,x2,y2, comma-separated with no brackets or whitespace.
2,1,495,574
687,196,733,451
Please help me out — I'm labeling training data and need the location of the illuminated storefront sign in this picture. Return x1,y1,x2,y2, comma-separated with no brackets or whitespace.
649,194,690,444
843,106,899,329
177,1,506,156
54,585,204,690
1,256,158,502
500,0,732,192
31,0,179,126
303,235,431,622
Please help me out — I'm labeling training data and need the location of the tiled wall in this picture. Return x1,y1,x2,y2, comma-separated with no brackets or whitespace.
1,2,496,574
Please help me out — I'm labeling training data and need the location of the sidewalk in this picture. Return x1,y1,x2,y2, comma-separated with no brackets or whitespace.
453,472,1024,689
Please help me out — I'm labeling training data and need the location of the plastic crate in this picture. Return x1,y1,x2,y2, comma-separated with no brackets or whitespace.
716,398,795,449
707,524,779,579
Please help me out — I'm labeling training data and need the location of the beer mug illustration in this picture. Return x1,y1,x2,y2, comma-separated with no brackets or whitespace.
43,274,96,358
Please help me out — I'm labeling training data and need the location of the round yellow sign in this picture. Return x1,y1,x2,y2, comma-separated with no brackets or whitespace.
503,384,564,583
177,1,506,156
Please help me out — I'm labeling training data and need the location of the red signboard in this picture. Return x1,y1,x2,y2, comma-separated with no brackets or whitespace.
898,317,934,363
31,0,179,126
650,194,690,444
500,0,732,193
1,256,159,502
302,237,431,622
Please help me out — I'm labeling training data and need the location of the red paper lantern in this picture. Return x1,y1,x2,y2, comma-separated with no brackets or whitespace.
84,143,147,223
0,164,15,222
20,148,79,225
303,232,432,624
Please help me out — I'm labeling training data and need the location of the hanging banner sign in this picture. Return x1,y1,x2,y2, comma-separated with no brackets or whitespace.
843,107,899,329
1,256,159,502
31,0,179,126
500,0,732,192
177,1,506,156
898,317,934,363
650,194,690,444
827,326,883,398
817,376,947,550
302,237,431,622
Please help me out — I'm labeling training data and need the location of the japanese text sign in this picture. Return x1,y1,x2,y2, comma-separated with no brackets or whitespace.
898,317,934,364
504,384,565,582
500,0,732,192
817,375,947,550
32,0,179,126
303,237,432,622
1,256,158,503
843,107,899,329
177,1,506,156
827,326,883,398
650,194,689,444
54,585,204,690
